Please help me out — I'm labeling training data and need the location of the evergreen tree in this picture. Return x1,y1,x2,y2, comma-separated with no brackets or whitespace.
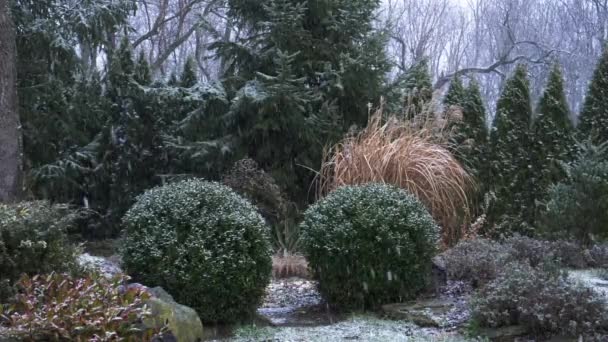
532,64,574,206
488,64,535,234
444,76,466,108
134,50,152,85
461,79,488,183
579,46,608,144
168,72,178,86
444,77,488,215
397,59,433,120
213,0,390,201
180,56,198,88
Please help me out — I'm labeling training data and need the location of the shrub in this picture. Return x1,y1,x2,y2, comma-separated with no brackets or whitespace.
542,141,608,245
503,235,553,267
223,158,301,254
0,201,79,302
301,183,439,309
319,111,473,247
503,235,588,268
551,240,587,268
472,262,608,339
439,239,513,287
0,273,160,341
588,244,608,268
121,179,272,323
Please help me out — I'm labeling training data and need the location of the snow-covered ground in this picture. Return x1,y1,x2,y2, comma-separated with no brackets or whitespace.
232,315,474,342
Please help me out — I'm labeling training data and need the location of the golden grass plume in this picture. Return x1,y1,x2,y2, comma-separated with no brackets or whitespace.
318,104,474,247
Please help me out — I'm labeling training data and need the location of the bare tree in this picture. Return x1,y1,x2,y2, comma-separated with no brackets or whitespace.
0,0,22,202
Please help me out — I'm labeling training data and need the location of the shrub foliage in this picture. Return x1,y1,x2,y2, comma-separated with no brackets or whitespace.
301,183,439,309
121,179,272,323
0,201,79,301
542,141,608,245
472,262,608,339
0,273,160,341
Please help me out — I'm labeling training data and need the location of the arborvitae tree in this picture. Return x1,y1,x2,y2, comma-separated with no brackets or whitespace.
461,79,488,183
134,50,152,85
531,64,574,206
180,56,198,88
167,72,178,87
399,59,433,119
488,64,535,234
444,76,466,108
579,46,608,144
214,0,390,201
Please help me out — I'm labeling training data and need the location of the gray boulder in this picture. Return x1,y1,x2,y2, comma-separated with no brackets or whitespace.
140,286,204,342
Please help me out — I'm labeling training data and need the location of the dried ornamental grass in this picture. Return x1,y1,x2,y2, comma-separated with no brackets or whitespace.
319,109,473,246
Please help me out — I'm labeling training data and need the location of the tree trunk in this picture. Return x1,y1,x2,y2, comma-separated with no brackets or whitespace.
0,0,22,202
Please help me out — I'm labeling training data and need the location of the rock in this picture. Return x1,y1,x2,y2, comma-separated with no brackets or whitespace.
77,253,123,278
142,286,204,342
382,299,455,328
430,256,448,292
478,325,528,341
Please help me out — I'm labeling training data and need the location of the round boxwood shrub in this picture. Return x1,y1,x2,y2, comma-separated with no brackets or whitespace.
301,183,440,309
121,179,272,324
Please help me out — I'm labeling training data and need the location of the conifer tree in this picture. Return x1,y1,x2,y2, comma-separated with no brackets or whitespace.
180,56,198,88
579,46,608,144
461,79,488,181
488,64,535,233
532,64,574,204
214,0,389,201
400,59,433,119
134,50,152,85
167,72,178,87
108,37,135,96
444,76,466,108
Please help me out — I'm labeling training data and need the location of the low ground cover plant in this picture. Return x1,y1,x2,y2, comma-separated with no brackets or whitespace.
471,262,608,339
0,272,160,341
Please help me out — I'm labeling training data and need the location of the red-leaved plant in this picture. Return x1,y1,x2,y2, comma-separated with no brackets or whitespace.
0,272,162,341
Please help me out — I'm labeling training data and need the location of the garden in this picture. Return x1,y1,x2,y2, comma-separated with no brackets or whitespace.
2,0,608,341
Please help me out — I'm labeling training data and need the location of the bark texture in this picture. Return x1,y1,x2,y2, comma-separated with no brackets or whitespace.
0,0,22,202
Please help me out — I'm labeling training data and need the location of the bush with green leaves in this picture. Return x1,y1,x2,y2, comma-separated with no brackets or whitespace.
300,184,439,309
542,141,608,245
0,272,161,341
472,262,608,339
0,201,79,302
121,179,272,323
439,239,514,287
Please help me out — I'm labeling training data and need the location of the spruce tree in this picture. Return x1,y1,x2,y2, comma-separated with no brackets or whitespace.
488,64,535,234
134,50,152,85
579,46,608,144
532,64,574,205
214,0,390,201
180,56,198,88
